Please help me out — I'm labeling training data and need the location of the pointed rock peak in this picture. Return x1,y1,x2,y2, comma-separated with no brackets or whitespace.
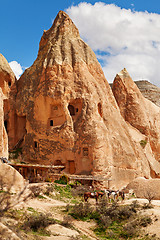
36,10,99,67
40,11,80,48
52,10,79,36
116,68,131,80
114,68,138,90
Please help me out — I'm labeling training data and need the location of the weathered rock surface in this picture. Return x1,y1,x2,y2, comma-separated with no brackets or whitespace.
0,88,8,159
46,224,79,238
112,68,160,163
0,54,16,159
0,162,26,192
110,80,160,108
135,80,160,107
0,54,15,97
126,177,160,200
7,11,160,189
0,222,20,240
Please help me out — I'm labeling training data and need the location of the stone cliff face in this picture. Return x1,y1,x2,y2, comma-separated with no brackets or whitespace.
7,11,160,189
0,54,15,97
0,54,16,158
135,80,160,107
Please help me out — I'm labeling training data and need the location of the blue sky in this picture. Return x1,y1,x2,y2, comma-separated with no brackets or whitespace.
1,0,160,86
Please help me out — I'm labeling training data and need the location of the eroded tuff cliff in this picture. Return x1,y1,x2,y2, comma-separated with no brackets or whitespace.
0,54,15,96
9,11,160,189
112,68,160,162
0,54,16,159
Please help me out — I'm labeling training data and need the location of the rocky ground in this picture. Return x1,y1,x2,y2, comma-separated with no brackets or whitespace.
1,183,160,240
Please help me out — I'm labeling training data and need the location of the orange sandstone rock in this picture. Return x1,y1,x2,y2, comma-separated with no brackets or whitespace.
0,54,15,96
0,88,8,159
0,54,16,159
0,162,26,192
8,12,160,189
126,177,160,199
112,68,160,161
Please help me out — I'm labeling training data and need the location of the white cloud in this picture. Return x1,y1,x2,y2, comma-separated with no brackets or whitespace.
66,2,160,87
9,61,23,79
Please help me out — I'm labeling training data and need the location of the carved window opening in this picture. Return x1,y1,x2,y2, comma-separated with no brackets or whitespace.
4,120,8,133
76,108,78,113
68,105,75,116
8,81,11,87
98,102,103,117
34,141,38,148
83,147,89,156
50,120,53,126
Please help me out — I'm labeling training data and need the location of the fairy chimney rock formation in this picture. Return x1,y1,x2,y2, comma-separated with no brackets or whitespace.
15,10,118,174
112,68,160,162
10,12,160,189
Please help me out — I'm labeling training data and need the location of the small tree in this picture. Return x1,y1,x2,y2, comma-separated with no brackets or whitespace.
143,189,155,205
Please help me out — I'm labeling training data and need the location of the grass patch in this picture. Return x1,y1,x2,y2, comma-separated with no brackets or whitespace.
37,194,46,199
54,174,69,185
54,184,73,201
27,207,38,213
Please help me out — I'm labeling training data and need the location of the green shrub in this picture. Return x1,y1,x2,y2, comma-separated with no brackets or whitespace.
68,202,98,220
54,184,72,200
54,174,69,185
139,215,152,227
43,184,54,196
45,178,52,182
21,212,55,232
61,215,73,228
122,223,138,238
99,215,112,228
130,200,140,212
37,194,46,199
27,207,37,213
140,139,147,148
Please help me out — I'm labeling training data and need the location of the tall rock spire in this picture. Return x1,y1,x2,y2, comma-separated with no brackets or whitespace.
112,68,160,161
